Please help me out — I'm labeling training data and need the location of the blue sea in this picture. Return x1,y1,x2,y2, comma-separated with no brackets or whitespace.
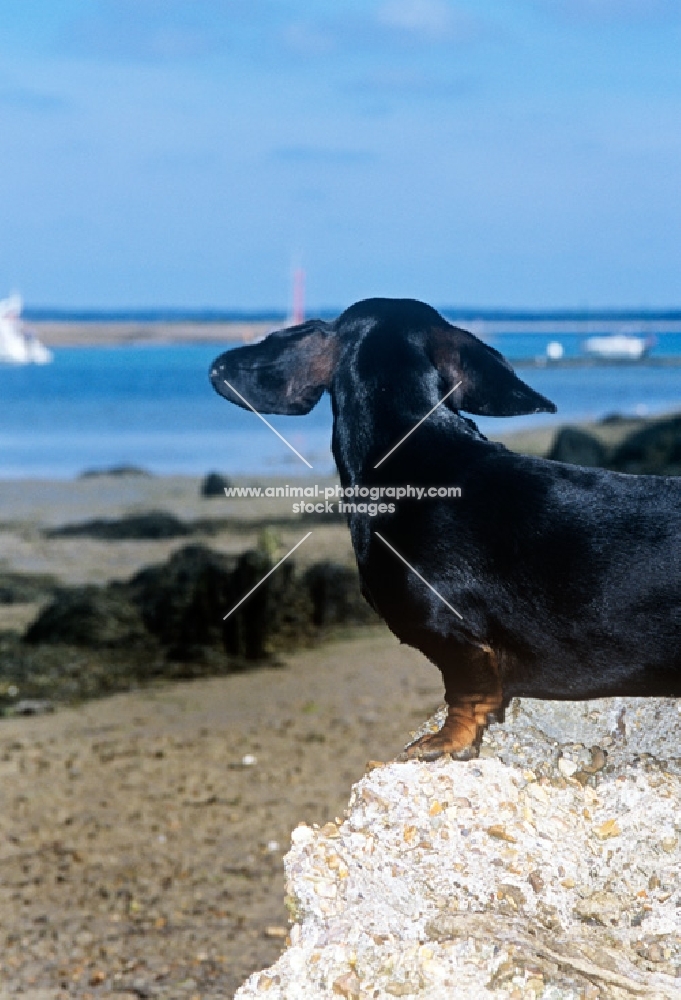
3,330,681,479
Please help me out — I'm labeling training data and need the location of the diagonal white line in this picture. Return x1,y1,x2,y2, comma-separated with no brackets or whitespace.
373,380,463,469
374,531,463,620
223,379,313,469
223,532,312,620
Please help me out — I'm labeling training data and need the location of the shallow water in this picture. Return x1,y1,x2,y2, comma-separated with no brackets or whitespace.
2,337,681,478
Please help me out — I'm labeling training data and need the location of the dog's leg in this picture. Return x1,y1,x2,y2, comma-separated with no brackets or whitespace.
400,646,503,762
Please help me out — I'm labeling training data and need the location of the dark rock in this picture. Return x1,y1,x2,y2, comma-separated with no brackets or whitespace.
303,562,377,627
546,427,607,468
127,544,237,656
46,511,192,540
23,544,317,663
201,472,233,497
13,544,376,705
24,587,149,648
0,571,58,605
78,465,151,478
608,415,681,475
129,544,314,661
224,549,315,660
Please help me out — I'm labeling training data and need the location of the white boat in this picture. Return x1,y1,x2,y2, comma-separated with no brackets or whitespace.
582,332,652,361
0,294,53,364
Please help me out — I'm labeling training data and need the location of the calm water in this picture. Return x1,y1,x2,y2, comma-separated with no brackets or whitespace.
3,335,681,478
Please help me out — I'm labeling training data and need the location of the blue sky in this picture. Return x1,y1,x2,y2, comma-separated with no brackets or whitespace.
1,0,680,311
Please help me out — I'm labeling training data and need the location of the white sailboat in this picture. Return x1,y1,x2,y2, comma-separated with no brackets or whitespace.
0,294,53,364
583,329,653,361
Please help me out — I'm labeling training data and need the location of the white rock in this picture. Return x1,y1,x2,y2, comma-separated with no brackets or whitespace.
291,823,314,846
235,697,681,999
557,756,578,778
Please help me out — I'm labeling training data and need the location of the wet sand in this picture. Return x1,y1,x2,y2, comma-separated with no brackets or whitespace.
0,629,444,999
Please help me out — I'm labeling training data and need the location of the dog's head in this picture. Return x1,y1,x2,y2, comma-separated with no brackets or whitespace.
209,298,556,418
210,319,336,416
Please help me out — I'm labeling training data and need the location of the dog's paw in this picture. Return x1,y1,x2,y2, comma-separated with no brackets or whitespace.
398,731,479,762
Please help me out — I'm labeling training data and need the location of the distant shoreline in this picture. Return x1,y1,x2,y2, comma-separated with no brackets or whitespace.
31,320,273,347
29,312,681,347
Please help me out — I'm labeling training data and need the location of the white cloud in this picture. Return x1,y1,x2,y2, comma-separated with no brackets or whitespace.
376,0,459,38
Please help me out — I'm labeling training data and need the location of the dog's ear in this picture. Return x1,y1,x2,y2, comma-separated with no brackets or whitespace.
427,325,556,417
210,320,337,415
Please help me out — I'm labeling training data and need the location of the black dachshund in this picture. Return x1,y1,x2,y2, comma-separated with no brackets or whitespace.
211,298,681,759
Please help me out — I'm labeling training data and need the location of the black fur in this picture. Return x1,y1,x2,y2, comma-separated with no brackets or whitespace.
211,297,681,710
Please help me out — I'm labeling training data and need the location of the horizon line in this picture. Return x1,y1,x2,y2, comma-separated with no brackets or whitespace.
24,305,681,323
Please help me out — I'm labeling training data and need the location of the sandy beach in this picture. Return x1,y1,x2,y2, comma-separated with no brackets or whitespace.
0,628,442,1000
31,322,273,347
0,469,439,998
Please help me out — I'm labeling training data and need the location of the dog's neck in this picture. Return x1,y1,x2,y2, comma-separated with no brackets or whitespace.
330,378,488,487
329,329,495,486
